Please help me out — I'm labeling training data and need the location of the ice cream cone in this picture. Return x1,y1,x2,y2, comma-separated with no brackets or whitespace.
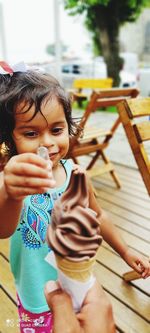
55,254,96,282
46,171,102,311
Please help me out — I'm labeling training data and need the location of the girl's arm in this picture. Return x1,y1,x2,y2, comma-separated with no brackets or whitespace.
88,177,150,278
0,153,55,238
87,179,128,256
99,209,128,256
0,176,23,238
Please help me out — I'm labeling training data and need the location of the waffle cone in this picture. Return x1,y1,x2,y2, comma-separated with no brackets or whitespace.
55,254,96,282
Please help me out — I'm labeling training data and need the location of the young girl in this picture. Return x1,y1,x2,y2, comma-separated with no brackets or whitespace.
0,63,149,333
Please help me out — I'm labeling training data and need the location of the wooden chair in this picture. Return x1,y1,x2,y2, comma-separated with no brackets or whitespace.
68,87,139,189
71,78,113,106
117,97,150,281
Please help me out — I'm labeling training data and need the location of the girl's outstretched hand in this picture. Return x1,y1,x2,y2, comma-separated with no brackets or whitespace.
3,153,56,200
123,248,150,279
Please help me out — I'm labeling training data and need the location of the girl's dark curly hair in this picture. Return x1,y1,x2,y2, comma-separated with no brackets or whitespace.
0,70,77,159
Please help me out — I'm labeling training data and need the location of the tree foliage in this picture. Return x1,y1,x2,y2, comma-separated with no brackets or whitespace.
64,0,150,85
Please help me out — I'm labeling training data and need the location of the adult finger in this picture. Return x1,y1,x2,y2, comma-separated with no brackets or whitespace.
44,281,81,333
77,282,116,333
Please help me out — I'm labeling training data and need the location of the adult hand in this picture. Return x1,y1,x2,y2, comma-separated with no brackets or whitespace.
44,280,116,333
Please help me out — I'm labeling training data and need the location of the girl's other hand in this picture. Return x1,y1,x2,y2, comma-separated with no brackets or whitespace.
3,153,56,200
72,163,86,175
123,248,150,279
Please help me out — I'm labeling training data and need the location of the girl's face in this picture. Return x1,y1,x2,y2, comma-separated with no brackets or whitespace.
13,97,70,169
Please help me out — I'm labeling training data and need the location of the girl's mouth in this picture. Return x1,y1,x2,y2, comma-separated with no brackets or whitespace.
49,152,58,160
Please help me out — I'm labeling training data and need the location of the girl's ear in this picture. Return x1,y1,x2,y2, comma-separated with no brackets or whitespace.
0,143,9,168
6,139,17,158
65,135,74,158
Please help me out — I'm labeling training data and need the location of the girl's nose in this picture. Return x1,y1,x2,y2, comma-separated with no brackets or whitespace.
41,133,55,147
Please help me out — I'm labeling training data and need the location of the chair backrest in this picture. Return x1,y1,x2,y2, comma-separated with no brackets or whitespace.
79,87,139,130
117,97,150,195
73,78,113,90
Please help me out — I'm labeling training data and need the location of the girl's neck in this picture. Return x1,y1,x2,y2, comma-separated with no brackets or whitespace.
52,161,67,188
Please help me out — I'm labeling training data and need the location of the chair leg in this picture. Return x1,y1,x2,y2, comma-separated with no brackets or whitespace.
87,150,101,170
100,151,121,189
72,156,79,164
110,170,121,189
71,149,121,189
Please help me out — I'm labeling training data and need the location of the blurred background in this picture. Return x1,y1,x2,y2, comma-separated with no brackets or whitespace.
0,0,150,96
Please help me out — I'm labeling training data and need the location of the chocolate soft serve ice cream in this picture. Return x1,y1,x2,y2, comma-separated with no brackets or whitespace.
47,171,102,262
47,171,102,311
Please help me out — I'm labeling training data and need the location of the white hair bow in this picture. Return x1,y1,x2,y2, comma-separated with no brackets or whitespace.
0,61,27,75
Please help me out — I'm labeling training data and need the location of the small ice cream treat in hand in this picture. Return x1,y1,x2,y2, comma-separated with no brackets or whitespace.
47,171,102,312
37,146,50,160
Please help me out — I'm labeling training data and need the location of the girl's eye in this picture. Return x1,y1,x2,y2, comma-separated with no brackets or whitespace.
24,131,38,137
52,127,63,135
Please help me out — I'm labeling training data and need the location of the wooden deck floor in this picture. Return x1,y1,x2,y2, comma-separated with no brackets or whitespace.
0,163,150,333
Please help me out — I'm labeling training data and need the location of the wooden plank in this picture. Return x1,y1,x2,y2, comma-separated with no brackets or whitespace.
81,127,111,140
107,292,150,333
95,174,150,200
0,256,16,301
87,163,114,177
82,155,149,197
0,290,18,333
103,241,149,276
92,165,146,186
115,168,148,189
96,246,150,294
96,172,149,202
94,97,127,108
134,122,150,142
110,167,149,193
0,239,10,259
97,183,150,210
71,142,107,156
118,176,150,197
96,188,150,219
103,236,147,259
91,166,149,206
103,210,150,242
116,163,143,179
99,162,140,181
95,196,150,231
96,87,139,99
94,263,150,321
102,226,150,257
127,98,150,117
73,78,113,89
